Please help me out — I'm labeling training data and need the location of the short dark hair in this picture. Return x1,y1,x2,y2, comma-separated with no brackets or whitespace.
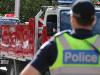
71,1,95,26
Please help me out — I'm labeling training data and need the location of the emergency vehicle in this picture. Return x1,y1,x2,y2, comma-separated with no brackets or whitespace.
0,0,100,75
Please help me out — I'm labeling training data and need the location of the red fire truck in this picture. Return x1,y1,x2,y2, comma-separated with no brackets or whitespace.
0,0,100,75
0,5,71,75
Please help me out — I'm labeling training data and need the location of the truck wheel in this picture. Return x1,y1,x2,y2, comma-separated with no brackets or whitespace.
6,60,28,75
6,60,14,75
8,65,14,75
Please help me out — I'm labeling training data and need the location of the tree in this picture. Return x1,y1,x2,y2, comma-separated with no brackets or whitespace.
20,0,50,22
91,0,100,4
0,0,51,21
0,0,15,15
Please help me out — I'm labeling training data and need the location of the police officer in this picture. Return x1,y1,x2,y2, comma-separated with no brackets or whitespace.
20,1,100,75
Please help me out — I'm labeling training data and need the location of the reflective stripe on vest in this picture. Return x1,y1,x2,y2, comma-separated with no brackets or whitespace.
50,33,100,75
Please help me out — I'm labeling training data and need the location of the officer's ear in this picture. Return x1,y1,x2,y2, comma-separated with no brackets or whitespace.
92,16,96,26
70,15,79,28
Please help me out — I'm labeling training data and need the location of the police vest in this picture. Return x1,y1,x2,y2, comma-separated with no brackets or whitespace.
50,32,100,75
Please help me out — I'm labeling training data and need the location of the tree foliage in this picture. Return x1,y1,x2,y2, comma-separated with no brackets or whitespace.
91,0,100,4
20,0,51,22
1,0,100,22
0,0,51,21
0,0,14,15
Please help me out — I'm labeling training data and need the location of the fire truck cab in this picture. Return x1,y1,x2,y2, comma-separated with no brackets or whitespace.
35,5,72,50
35,0,100,50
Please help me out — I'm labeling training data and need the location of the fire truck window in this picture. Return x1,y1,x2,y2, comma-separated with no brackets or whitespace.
60,10,100,34
93,11,100,34
60,10,72,31
46,15,57,36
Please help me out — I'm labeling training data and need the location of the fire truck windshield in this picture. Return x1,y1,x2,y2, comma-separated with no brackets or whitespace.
93,10,100,34
60,10,100,34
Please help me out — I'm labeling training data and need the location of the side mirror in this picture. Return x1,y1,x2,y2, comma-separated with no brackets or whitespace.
46,22,57,36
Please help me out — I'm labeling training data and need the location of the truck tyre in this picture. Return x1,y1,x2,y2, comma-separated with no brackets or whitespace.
6,60,28,75
6,60,14,75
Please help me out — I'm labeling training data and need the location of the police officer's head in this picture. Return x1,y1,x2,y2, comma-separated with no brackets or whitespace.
70,0,96,29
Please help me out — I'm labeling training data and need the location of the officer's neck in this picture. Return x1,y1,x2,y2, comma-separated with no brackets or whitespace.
73,25,93,31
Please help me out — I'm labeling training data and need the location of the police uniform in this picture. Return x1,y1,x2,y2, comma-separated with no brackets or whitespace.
30,28,100,75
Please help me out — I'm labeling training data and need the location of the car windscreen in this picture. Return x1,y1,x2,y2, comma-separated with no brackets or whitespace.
60,10,100,34
0,19,20,25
